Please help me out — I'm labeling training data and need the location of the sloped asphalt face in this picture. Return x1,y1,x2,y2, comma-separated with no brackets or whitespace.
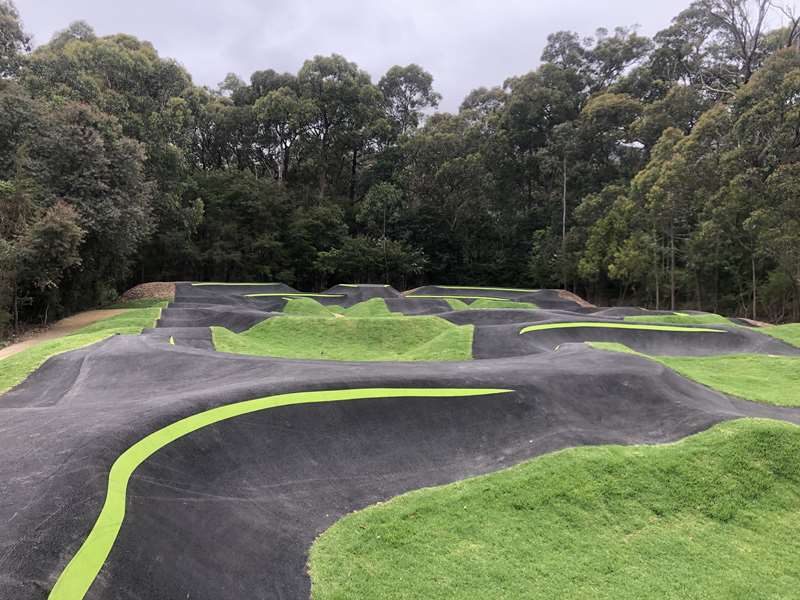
2,282,800,599
3,336,800,599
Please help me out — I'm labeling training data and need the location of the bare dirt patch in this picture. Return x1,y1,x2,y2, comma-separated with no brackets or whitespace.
559,289,595,308
0,309,128,360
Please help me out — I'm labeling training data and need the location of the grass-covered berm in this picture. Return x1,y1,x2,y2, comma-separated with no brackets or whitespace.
590,342,800,407
310,419,800,600
213,315,473,361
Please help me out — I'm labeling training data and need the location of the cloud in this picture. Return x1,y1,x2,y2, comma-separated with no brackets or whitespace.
16,0,692,111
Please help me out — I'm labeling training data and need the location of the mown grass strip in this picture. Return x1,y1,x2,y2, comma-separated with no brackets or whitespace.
590,342,800,407
48,387,511,600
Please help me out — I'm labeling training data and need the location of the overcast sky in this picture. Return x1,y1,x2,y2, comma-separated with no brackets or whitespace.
16,0,693,111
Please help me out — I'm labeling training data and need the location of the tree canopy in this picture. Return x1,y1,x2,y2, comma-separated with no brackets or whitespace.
1,0,799,331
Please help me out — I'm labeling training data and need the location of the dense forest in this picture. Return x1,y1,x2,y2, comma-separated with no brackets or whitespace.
1,0,800,333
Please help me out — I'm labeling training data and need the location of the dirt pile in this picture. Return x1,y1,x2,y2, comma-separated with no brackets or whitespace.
120,282,176,302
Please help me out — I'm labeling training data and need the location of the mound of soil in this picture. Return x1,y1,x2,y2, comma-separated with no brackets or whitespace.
121,282,176,302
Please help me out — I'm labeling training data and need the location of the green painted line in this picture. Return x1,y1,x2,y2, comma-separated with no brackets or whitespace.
245,293,345,298
436,285,538,293
48,387,511,600
519,322,725,335
192,282,281,286
406,295,512,301
168,336,175,346
338,284,391,288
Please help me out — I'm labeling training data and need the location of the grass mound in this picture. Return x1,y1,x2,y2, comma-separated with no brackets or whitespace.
339,298,393,318
760,323,800,348
282,297,394,318
103,298,171,310
212,316,473,361
444,298,537,310
624,312,733,326
469,298,537,310
662,355,800,406
283,297,336,318
0,305,164,394
310,419,800,600
590,342,800,407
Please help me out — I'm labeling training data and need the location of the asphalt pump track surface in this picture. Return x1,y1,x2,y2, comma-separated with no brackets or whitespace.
2,282,800,599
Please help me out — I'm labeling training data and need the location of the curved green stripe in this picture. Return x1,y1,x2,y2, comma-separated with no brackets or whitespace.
519,322,725,335
245,293,345,298
48,387,511,599
192,282,280,286
437,286,538,293
406,295,512,301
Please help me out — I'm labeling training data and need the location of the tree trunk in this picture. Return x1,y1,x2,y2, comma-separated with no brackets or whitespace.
350,147,358,203
561,154,567,289
383,197,389,284
670,220,676,311
751,254,757,320
653,234,660,310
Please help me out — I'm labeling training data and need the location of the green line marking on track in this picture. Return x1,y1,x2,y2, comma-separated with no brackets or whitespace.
168,336,175,346
245,293,345,298
338,284,391,288
47,387,511,600
406,294,512,301
519,322,725,335
192,282,281,286
436,286,539,293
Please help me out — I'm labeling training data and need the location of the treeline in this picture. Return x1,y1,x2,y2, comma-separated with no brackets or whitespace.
1,0,799,332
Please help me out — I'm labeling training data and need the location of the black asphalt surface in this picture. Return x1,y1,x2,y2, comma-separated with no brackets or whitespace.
1,283,799,599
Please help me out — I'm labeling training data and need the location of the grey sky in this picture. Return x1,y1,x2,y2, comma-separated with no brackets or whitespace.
16,0,694,111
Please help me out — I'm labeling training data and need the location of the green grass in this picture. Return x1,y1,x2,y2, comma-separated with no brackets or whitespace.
468,298,537,310
406,294,514,301
520,322,724,334
624,312,733,326
0,306,162,394
69,308,163,335
102,298,171,310
281,297,394,318
445,298,470,310
212,316,473,361
444,297,538,310
246,292,344,298
340,298,393,318
282,297,336,318
310,418,800,600
400,327,474,361
760,323,800,348
590,342,800,407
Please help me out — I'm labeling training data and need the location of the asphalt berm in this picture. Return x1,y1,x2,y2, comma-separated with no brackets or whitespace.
1,282,798,599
